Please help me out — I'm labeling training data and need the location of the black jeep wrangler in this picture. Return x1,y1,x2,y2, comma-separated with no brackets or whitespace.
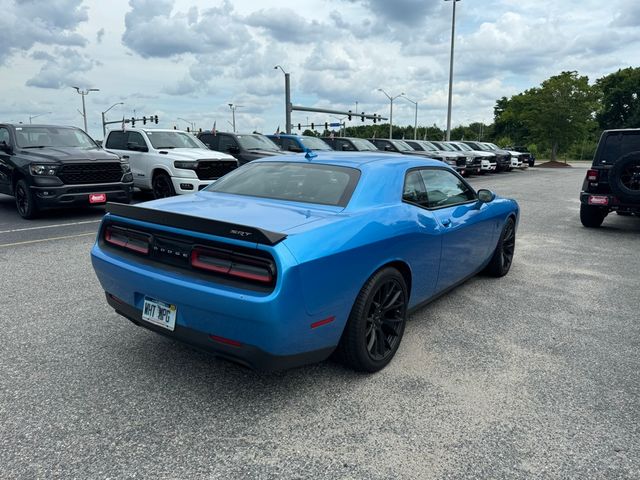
580,128,640,227
0,124,133,219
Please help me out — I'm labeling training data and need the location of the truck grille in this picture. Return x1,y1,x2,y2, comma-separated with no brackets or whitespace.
59,162,123,185
456,156,467,167
196,161,237,180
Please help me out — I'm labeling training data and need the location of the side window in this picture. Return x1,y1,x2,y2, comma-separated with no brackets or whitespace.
126,131,146,150
105,131,125,149
270,136,283,147
199,134,217,150
338,140,354,151
218,135,238,153
419,169,476,208
283,138,301,151
0,127,10,145
402,170,429,206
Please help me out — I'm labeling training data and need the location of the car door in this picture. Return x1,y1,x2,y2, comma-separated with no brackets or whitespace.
217,134,243,163
124,131,152,188
0,127,13,194
417,168,497,290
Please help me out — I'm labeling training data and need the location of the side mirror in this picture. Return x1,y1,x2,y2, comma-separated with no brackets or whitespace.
228,146,240,154
0,141,12,154
384,145,393,151
477,189,495,203
341,145,351,151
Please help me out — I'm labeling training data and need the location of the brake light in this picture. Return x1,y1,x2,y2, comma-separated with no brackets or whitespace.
587,169,599,182
191,246,274,284
104,225,150,254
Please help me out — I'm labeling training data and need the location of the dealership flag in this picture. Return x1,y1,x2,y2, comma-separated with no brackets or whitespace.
274,125,280,137
212,121,216,136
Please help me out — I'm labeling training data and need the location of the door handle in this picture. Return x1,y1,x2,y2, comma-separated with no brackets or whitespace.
441,218,451,227
121,155,129,159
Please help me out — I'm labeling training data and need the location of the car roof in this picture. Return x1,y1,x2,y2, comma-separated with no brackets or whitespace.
7,124,78,129
253,150,444,169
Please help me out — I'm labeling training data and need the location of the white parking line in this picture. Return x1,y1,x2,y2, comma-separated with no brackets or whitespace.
0,232,96,248
0,219,100,235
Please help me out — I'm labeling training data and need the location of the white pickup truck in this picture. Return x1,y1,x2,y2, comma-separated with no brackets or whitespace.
104,128,237,198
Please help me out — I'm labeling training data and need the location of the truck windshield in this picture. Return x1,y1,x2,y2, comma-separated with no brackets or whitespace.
351,139,378,151
14,126,97,149
236,135,281,151
392,140,414,151
146,131,205,149
206,161,360,207
299,137,332,150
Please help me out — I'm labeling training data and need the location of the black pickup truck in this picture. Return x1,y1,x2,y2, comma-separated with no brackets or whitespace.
0,124,133,218
580,129,640,227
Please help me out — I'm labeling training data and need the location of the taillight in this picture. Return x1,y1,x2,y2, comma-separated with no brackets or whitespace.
587,169,599,182
104,225,150,254
191,246,275,284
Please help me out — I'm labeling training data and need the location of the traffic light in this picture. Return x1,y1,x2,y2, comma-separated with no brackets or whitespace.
142,116,147,125
373,115,377,124
297,123,301,130
348,110,352,121
186,127,190,132
131,117,135,127
311,122,314,130
154,115,159,124
324,122,328,130
173,125,177,129
361,112,365,122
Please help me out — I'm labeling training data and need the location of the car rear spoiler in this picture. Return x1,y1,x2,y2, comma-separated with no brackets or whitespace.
105,202,287,246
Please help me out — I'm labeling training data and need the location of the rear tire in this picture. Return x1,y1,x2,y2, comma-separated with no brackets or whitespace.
335,267,408,372
483,218,516,277
15,179,38,219
580,204,607,228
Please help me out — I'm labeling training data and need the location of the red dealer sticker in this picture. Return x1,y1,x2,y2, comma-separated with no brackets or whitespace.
89,193,107,204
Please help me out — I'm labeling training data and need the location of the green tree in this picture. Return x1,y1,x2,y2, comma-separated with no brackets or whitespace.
496,71,599,161
596,67,640,129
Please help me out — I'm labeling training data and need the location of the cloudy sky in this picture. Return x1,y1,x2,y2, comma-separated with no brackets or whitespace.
1,0,639,139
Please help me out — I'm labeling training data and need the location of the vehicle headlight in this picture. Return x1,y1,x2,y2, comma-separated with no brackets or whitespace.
174,161,198,170
30,164,59,176
121,162,131,173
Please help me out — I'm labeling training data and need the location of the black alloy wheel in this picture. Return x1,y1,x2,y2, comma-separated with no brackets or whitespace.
335,267,408,372
484,217,516,277
152,172,176,199
15,179,38,219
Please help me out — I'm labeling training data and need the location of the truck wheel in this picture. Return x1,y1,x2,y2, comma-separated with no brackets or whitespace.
152,172,176,199
335,267,408,372
15,179,38,219
580,204,607,228
609,152,640,203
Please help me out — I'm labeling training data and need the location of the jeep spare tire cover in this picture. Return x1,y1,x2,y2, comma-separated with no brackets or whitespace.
609,151,640,203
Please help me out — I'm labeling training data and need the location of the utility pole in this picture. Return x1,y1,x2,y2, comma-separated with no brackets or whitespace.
378,89,404,139
228,104,242,132
274,65,291,134
28,112,51,124
72,86,99,132
101,102,124,136
445,0,460,141
401,95,418,140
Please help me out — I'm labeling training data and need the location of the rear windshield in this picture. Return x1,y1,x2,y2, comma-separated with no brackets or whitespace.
597,131,640,165
206,161,360,207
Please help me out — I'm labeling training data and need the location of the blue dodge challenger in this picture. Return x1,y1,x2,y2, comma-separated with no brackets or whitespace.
91,152,519,372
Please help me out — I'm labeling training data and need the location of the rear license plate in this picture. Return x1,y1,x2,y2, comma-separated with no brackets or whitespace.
142,297,177,331
89,193,107,204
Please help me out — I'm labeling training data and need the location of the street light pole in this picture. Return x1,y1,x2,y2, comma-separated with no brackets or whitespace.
445,0,460,141
72,86,100,132
274,65,291,134
378,89,404,139
401,95,418,140
228,104,243,132
28,112,52,124
101,102,124,136
177,117,195,131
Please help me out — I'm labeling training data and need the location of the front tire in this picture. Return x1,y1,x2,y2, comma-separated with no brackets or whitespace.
483,217,516,277
152,172,176,199
15,179,38,219
580,204,607,228
336,267,408,372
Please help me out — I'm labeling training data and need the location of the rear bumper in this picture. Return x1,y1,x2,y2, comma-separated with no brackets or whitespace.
106,293,334,371
31,182,133,209
579,192,640,212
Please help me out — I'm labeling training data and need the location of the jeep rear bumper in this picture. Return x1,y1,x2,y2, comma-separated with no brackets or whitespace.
580,192,640,212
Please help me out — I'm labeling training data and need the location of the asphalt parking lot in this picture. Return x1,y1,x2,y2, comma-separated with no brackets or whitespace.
1,165,638,479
